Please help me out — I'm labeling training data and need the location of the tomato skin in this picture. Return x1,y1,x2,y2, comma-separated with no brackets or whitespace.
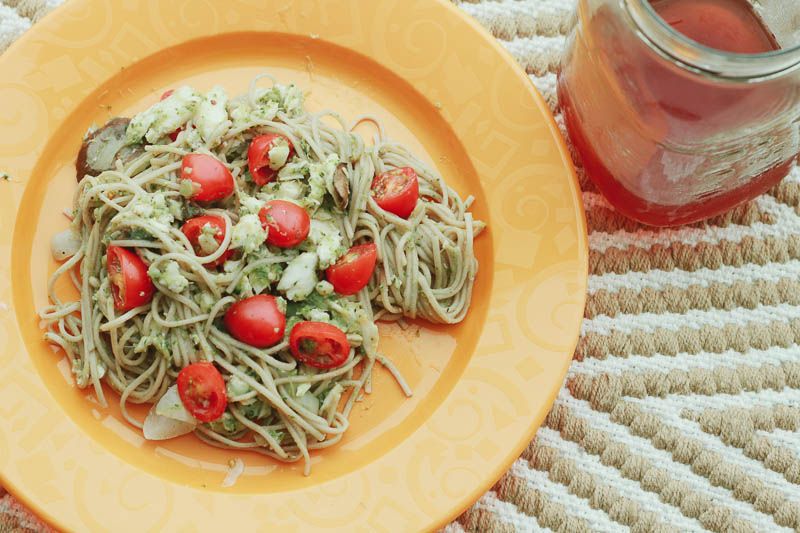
289,322,350,369
106,246,155,312
180,215,233,268
371,167,419,219
224,295,286,348
325,243,378,296
258,200,310,248
247,134,295,186
181,154,234,202
176,362,227,422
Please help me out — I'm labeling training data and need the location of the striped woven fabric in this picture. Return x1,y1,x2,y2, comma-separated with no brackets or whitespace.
2,1,800,532
445,1,800,532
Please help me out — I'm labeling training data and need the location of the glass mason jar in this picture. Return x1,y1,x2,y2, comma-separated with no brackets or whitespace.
558,0,800,226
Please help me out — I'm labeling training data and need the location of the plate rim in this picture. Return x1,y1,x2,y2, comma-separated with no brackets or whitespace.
0,0,588,530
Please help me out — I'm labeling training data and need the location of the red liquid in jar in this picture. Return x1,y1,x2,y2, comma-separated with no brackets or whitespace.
558,0,792,226
652,0,779,53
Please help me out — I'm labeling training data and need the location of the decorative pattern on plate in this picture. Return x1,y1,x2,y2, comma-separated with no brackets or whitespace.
8,0,800,531
448,1,800,532
5,0,800,532
0,0,585,531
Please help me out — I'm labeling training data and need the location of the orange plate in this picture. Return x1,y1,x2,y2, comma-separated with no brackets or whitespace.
0,1,587,531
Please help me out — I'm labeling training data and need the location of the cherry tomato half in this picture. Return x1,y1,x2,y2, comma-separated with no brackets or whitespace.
106,246,155,312
258,200,310,248
371,167,419,219
247,133,295,186
224,295,286,348
325,243,378,296
181,215,233,269
181,154,234,202
176,362,227,422
289,322,350,369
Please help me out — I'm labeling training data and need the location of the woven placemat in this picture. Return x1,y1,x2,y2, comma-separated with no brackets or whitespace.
2,1,800,532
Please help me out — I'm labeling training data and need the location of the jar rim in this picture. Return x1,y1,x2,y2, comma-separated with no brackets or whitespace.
625,0,800,80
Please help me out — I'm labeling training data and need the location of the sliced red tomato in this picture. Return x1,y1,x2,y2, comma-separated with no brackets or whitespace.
160,89,174,101
176,362,227,422
106,246,155,312
325,243,378,296
371,167,419,219
224,295,286,348
258,200,310,248
289,322,350,369
181,154,234,202
180,215,233,269
247,133,295,186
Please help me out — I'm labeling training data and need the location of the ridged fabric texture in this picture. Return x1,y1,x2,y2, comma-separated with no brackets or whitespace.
2,0,800,532
444,1,800,532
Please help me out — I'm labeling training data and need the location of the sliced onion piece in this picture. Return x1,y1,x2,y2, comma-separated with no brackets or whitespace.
143,409,196,441
50,228,82,261
155,384,195,423
222,458,244,488
298,392,320,415
143,385,197,440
